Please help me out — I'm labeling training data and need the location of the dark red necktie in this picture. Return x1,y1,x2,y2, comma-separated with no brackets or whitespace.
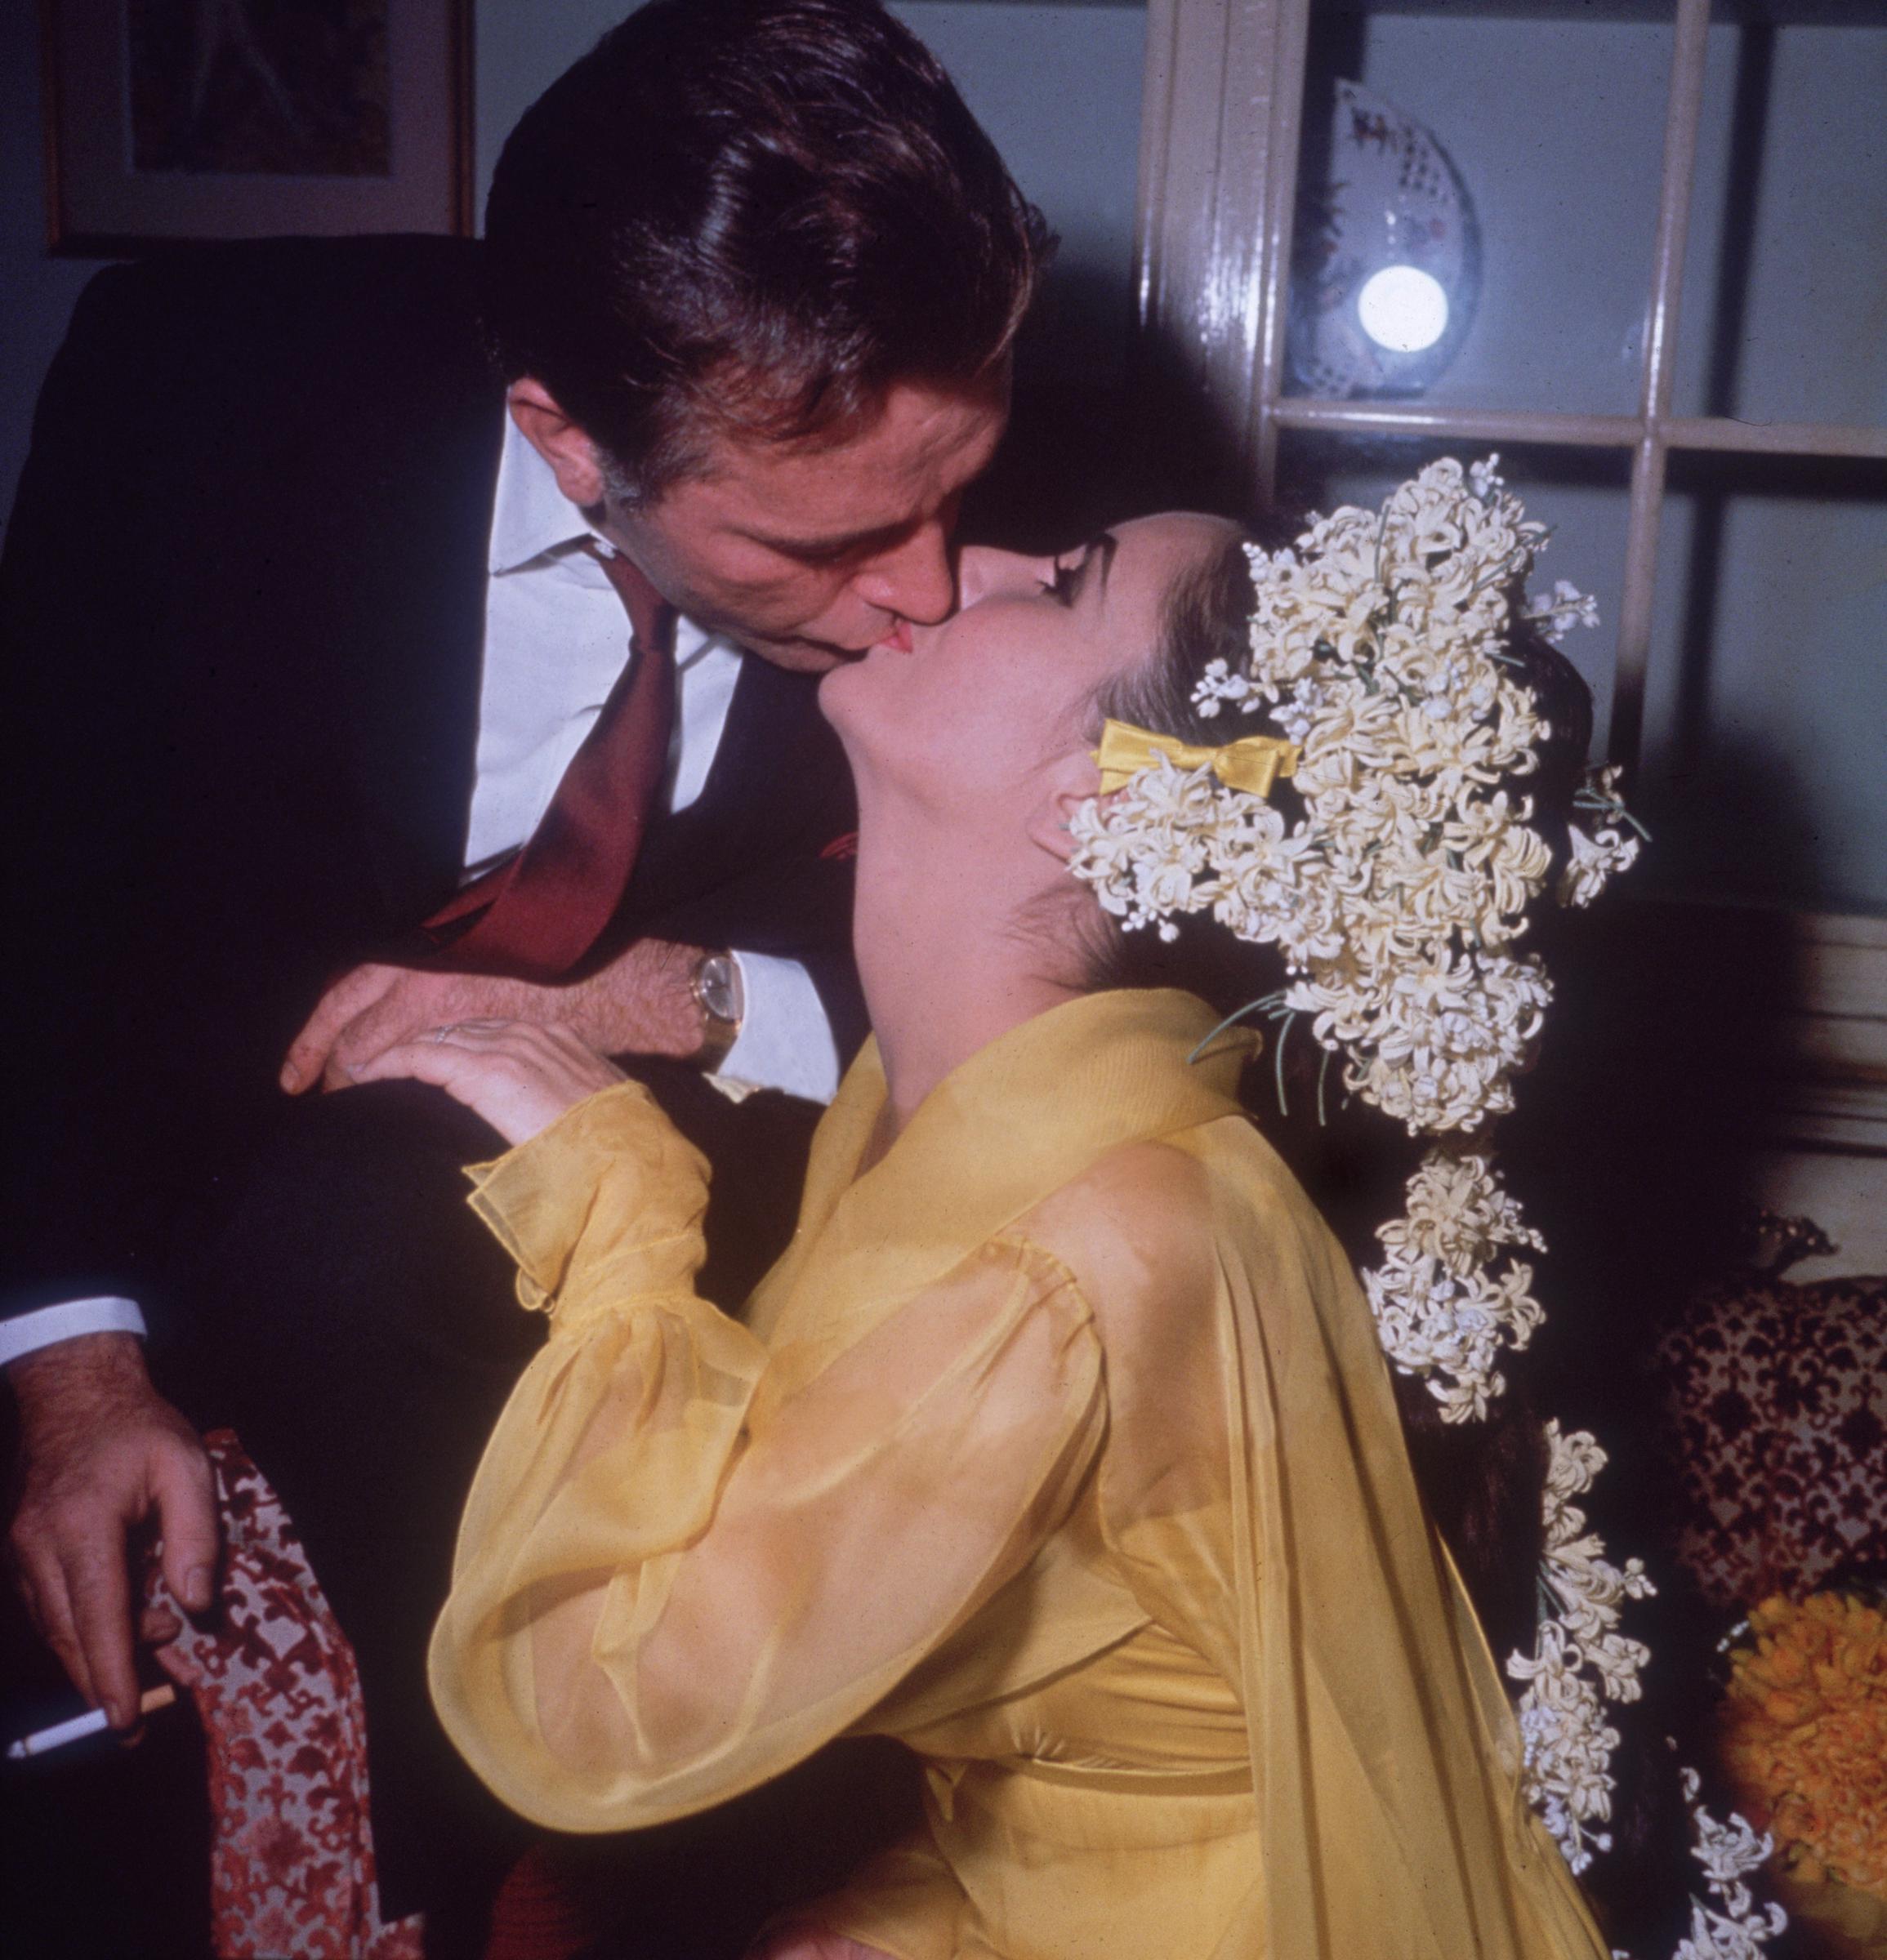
424,546,677,980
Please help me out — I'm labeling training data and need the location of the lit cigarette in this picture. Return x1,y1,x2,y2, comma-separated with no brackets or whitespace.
5,1684,176,1759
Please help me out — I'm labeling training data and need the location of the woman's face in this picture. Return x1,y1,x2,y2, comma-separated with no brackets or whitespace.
821,512,1236,816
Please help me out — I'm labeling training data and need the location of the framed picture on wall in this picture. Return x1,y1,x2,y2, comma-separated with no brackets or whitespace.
42,0,474,253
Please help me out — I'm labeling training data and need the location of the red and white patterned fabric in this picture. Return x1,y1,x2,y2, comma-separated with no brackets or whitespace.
145,1429,424,1960
1653,1267,1887,1611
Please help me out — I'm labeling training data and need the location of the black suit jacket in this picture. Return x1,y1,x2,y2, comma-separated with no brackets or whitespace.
0,235,861,1325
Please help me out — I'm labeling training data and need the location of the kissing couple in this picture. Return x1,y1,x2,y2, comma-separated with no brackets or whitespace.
6,3,1637,1957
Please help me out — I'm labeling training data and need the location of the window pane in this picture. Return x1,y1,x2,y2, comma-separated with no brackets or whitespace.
1284,3,1674,417
1274,430,1632,751
1274,438,1887,919
1639,455,1887,915
1672,10,1887,429
892,1,1148,389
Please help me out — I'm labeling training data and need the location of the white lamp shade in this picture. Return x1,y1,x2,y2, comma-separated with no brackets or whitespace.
1289,81,1478,398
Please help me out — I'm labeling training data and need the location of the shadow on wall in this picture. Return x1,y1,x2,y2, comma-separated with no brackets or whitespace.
961,309,1269,555
1653,447,1887,918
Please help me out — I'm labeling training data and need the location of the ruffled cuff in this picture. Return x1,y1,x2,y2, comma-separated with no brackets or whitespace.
463,1080,711,1325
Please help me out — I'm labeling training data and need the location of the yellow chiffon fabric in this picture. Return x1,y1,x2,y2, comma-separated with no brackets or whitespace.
429,989,1608,1959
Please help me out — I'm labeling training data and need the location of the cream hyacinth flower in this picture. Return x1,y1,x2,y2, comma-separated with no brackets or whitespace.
1067,461,1781,1951
1069,459,1611,1401
1068,457,1609,1419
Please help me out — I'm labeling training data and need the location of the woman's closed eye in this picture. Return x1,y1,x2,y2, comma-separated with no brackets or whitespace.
1037,534,1116,612
1040,558,1082,606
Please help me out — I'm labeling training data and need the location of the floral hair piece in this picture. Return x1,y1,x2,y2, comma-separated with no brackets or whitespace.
1068,460,1780,1950
1068,457,1631,1406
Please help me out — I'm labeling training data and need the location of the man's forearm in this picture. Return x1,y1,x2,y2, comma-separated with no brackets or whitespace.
288,939,715,1094
573,942,841,1094
7,1328,151,1424
564,937,707,1059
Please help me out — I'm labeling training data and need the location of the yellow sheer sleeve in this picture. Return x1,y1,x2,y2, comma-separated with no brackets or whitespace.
427,1082,1108,1835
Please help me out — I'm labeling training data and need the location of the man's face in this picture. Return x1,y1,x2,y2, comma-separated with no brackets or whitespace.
603,376,1009,673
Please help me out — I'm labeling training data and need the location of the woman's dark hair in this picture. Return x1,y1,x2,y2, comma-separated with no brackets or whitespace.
483,0,1049,504
1083,528,1702,1953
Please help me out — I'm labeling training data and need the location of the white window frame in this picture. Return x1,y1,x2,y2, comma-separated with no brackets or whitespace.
1133,0,1887,774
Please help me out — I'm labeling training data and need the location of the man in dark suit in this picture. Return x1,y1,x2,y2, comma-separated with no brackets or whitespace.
1,0,1042,1942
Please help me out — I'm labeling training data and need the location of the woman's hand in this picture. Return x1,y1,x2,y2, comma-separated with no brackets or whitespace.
350,1020,629,1146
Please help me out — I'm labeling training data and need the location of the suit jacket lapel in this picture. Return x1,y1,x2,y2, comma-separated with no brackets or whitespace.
339,386,506,933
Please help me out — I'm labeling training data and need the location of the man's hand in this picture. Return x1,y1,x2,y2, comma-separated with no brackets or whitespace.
6,1334,218,1730
279,938,707,1094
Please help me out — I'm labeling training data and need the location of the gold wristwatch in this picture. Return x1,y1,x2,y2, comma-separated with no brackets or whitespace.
690,951,746,1068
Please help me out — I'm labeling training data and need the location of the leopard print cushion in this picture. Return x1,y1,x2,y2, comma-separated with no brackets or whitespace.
1652,1268,1887,1610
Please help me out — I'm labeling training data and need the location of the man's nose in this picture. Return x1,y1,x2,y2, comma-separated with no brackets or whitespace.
851,521,957,626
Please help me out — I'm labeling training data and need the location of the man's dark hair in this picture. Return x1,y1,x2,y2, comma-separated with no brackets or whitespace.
483,0,1049,504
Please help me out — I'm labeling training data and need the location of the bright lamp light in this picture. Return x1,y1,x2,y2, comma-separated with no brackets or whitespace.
1287,82,1479,398
1356,265,1450,354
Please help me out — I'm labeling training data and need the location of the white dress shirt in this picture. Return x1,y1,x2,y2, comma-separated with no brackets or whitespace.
0,418,841,1368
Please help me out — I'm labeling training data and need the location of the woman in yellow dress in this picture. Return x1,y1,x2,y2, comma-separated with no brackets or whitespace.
364,510,1614,1958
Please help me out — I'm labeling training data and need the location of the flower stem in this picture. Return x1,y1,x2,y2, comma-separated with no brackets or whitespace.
1186,996,1275,1066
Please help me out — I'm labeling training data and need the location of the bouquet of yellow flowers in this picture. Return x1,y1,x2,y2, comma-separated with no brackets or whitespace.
1719,1590,1887,1954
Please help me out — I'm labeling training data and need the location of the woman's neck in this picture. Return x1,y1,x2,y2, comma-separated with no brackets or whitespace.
851,809,1080,1140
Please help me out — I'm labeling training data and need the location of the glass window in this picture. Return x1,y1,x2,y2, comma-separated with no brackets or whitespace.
1286,3,1674,417
1673,9,1887,429
1639,455,1887,914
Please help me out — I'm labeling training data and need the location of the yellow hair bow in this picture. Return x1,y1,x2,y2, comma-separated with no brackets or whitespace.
1094,719,1299,799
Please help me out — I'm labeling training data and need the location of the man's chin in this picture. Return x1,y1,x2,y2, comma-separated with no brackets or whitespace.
736,635,864,676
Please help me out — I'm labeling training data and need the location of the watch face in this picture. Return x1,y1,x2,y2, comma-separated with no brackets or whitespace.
699,955,743,1025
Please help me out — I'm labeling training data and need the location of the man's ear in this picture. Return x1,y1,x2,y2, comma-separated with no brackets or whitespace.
507,379,609,509
1027,747,1105,865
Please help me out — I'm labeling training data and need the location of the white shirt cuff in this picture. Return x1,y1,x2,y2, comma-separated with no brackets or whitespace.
721,952,841,1103
0,1296,147,1369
